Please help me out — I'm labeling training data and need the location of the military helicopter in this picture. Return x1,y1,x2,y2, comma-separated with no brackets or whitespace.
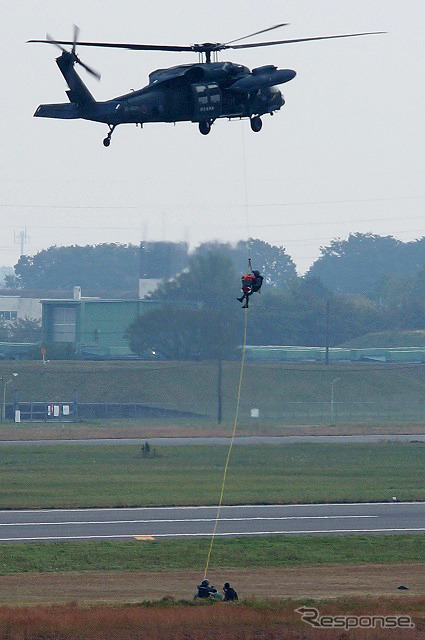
29,24,383,147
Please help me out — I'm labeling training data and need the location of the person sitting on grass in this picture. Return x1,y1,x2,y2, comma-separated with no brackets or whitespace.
223,582,239,601
196,579,218,598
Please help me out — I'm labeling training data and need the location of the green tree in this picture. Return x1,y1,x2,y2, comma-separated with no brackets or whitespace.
0,317,42,343
146,251,240,309
9,317,42,342
10,244,140,291
127,251,242,359
308,233,418,295
126,306,240,360
248,276,387,347
195,239,296,288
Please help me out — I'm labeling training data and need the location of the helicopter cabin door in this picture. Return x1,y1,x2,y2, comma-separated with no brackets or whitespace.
191,83,222,120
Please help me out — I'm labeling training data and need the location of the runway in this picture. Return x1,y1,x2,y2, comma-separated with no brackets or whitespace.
0,502,423,543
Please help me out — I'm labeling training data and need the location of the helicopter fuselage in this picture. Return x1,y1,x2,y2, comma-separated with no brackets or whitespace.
34,52,295,143
30,23,383,145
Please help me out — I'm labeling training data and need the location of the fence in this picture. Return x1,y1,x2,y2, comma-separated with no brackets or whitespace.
5,400,425,424
257,401,425,424
5,402,202,422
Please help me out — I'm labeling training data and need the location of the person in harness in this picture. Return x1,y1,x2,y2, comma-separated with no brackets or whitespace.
196,578,218,599
237,265,263,308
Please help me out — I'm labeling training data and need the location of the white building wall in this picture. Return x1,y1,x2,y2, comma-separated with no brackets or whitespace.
0,296,42,320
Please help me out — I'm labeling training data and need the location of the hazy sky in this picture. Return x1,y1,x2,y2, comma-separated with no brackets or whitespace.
1,0,424,273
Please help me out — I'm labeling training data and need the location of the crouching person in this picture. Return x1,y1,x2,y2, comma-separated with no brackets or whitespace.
223,582,239,601
196,578,218,599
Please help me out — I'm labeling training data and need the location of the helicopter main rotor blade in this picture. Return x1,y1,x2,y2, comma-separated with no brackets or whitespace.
45,33,68,53
28,39,194,52
29,29,385,57
227,31,386,50
222,22,289,47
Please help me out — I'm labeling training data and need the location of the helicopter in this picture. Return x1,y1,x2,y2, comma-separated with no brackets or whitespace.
29,24,383,147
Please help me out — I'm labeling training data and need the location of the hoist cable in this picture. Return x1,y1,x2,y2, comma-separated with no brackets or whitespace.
203,309,248,579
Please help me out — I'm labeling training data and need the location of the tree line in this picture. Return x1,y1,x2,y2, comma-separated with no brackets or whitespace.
5,233,425,354
5,239,296,292
7,233,425,297
125,251,397,359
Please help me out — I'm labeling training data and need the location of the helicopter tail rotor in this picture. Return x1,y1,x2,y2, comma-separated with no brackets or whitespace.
71,24,79,56
36,26,101,80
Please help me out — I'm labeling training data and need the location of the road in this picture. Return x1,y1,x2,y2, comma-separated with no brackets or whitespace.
0,435,424,446
0,502,423,543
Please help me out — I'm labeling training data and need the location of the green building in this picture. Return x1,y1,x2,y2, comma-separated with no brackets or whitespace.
42,297,160,358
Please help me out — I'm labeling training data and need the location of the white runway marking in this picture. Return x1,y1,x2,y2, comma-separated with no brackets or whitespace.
0,515,377,527
148,527,425,537
0,527,424,542
0,501,422,514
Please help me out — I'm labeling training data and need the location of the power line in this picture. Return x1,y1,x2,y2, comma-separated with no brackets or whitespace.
0,193,423,211
0,205,137,210
247,194,425,208
251,214,425,229
1,214,425,233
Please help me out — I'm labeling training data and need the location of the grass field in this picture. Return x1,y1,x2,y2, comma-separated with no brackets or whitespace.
0,535,424,574
6,359,425,422
0,442,423,508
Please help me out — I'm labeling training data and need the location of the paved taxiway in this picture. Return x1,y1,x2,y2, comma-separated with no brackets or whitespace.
0,502,423,543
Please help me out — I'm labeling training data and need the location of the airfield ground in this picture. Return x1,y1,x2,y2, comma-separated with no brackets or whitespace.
0,442,423,508
7,360,425,425
0,595,423,639
1,361,424,637
1,535,424,574
2,420,425,440
0,539,424,637
0,439,423,635
0,563,424,604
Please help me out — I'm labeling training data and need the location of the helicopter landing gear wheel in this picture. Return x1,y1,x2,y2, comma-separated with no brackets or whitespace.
199,120,211,135
250,116,263,133
103,124,116,147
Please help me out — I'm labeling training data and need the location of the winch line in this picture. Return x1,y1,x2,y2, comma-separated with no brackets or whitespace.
241,123,252,258
203,123,252,579
203,308,248,579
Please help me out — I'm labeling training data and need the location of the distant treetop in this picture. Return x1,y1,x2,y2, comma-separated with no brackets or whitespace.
308,233,425,295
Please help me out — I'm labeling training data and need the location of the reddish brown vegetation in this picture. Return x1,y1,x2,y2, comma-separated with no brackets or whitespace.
0,599,422,640
2,421,425,441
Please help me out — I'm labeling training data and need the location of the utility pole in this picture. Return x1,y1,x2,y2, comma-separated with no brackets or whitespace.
0,373,18,422
14,228,29,256
325,300,330,365
330,378,340,425
217,358,223,424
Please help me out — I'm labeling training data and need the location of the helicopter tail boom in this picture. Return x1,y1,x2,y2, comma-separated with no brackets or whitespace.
56,51,96,105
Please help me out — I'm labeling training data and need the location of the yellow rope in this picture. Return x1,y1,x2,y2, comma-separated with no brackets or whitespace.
203,309,248,579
